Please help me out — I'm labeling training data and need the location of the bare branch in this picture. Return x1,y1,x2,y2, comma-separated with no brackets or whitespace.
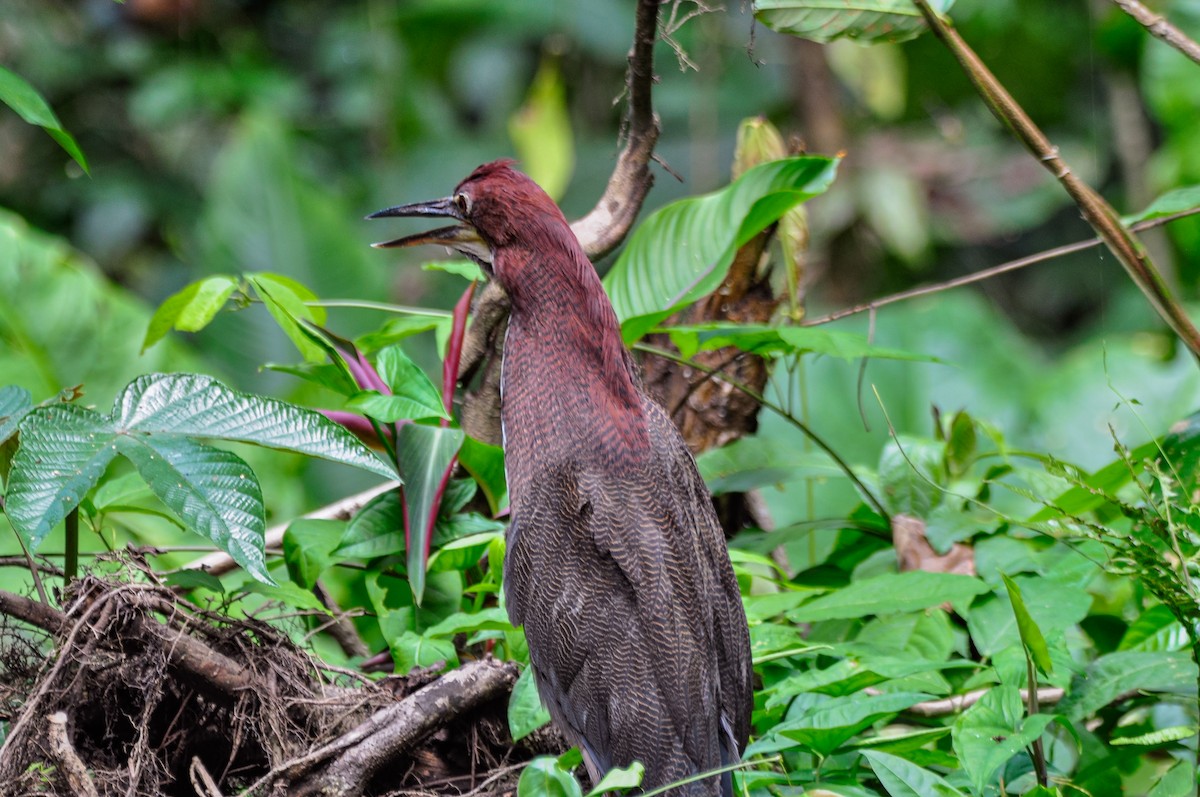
912,0,1200,361
46,712,99,797
1111,0,1200,67
806,207,1200,327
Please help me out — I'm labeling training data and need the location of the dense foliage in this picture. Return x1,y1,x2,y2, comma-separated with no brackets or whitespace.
1,1,1199,796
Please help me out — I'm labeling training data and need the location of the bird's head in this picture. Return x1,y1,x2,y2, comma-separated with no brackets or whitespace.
368,160,571,289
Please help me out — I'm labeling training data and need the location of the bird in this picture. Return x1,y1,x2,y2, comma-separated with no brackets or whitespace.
368,160,752,796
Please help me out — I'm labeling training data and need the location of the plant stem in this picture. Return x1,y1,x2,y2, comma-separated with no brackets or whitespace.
308,299,452,317
64,507,79,584
912,0,1200,362
1110,0,1200,66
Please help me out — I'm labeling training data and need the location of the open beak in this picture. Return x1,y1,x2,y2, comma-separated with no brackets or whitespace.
367,198,493,270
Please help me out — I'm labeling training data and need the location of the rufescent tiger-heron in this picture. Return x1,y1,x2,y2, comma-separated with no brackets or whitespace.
369,161,752,796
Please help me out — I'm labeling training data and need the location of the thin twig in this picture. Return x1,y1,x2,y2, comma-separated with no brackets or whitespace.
806,207,1200,326
634,343,890,520
1111,0,1200,66
912,0,1200,361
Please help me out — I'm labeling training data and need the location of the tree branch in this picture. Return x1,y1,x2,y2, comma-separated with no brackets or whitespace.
912,0,1200,361
1111,0,1200,67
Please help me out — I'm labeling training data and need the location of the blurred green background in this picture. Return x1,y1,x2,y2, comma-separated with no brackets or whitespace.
2,0,1199,530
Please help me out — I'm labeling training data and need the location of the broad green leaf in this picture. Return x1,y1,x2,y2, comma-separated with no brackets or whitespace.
397,423,464,603
771,692,934,757
878,436,944,517
585,762,644,795
264,362,360,397
142,275,239,351
697,435,844,495
337,490,405,559
1149,760,1199,797
518,756,582,797
240,580,330,612
966,576,1092,657
1111,725,1197,746
164,570,225,593
604,157,838,342
5,404,119,549
391,629,458,672
118,435,271,582
753,0,955,44
951,686,1056,795
862,750,965,797
847,726,951,754
458,436,508,514
0,65,88,172
1119,604,1191,652
428,527,504,572
664,323,941,364
283,519,345,589
509,57,574,201
1123,185,1200,224
423,607,513,638
510,666,552,741
1000,573,1053,675
789,571,988,623
0,385,33,446
111,373,396,479
1058,650,1198,720
356,314,451,353
248,273,326,363
345,345,447,422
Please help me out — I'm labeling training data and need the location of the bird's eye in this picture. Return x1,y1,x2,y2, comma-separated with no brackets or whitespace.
454,192,472,215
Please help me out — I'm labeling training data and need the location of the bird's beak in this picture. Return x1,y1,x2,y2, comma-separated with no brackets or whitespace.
367,198,493,270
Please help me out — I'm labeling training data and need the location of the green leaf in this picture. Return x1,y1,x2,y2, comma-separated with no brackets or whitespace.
283,519,345,589
664,323,941,364
1000,573,1053,675
111,373,396,479
1123,185,1200,225
1119,604,1190,652
390,629,458,672
510,666,552,741
1027,440,1157,522
0,65,88,172
861,750,965,797
1149,760,1199,797
769,692,934,757
508,57,574,201
248,272,326,363
240,579,330,612
951,685,1056,795
789,572,988,623
1111,725,1197,746
585,762,644,795
345,345,447,422
847,726,951,755
5,404,119,550
1058,650,1198,720
0,385,33,446
119,434,271,582
356,315,452,355
696,435,844,495
518,756,582,797
966,576,1092,657
164,570,225,593
458,436,508,515
397,424,464,604
878,436,945,517
142,275,239,351
753,0,955,44
337,490,405,559
423,607,513,638
421,259,486,283
604,157,838,342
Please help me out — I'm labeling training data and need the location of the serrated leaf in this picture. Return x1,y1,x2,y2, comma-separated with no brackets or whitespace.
112,373,396,479
5,404,119,549
951,686,1056,795
283,518,345,589
789,571,988,623
336,489,405,558
118,434,271,582
585,762,644,795
458,435,508,514
397,424,464,604
0,65,88,172
604,157,838,342
754,0,955,44
517,755,582,797
142,275,238,351
862,750,966,797
509,665,552,741
0,385,33,446
1000,573,1053,675
1058,650,1198,720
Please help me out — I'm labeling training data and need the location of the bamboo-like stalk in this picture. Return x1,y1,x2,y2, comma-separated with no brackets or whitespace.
912,0,1200,362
